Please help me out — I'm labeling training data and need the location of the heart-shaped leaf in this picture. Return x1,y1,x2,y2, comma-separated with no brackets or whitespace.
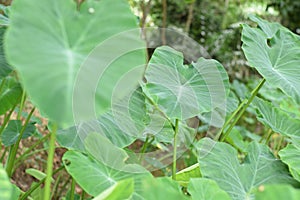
63,150,150,196
144,46,229,120
242,16,300,103
5,0,146,126
196,138,297,200
1,120,36,147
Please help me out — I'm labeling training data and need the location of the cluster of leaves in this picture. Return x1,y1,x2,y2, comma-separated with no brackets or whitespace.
0,0,300,200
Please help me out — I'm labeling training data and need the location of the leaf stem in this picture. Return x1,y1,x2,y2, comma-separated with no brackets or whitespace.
44,123,57,200
214,98,247,140
0,104,17,136
5,107,35,177
17,91,26,120
172,119,179,180
220,78,265,142
70,177,76,200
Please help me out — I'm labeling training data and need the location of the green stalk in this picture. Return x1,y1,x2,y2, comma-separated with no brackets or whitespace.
81,190,86,200
51,173,62,200
17,91,26,120
0,105,17,136
0,147,8,162
20,165,65,200
220,79,265,142
70,178,76,200
265,129,273,145
44,123,57,200
172,119,179,180
5,107,35,177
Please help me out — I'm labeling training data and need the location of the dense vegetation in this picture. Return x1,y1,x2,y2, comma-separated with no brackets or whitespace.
0,0,299,199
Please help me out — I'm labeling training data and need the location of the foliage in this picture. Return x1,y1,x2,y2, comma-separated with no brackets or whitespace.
0,0,299,199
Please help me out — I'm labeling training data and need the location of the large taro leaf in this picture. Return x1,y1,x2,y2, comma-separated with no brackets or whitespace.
144,46,229,120
242,16,300,103
63,150,150,197
196,138,297,200
187,178,231,200
279,144,300,182
253,97,300,140
254,184,300,200
5,0,146,127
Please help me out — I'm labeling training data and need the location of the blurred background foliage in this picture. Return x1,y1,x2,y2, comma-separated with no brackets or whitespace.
128,0,299,80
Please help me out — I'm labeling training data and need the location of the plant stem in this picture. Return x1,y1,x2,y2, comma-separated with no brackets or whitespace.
51,173,62,200
81,190,86,200
172,119,179,180
0,105,17,136
17,91,26,120
5,107,35,177
19,165,65,200
44,123,57,200
0,147,8,162
265,129,273,145
214,99,247,140
70,178,76,200
220,79,265,142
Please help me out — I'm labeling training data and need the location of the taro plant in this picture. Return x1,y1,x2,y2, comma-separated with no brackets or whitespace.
0,0,300,200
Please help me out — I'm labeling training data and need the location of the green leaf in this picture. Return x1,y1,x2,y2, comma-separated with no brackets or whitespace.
242,17,300,103
187,178,231,200
57,110,136,151
137,177,189,200
248,15,280,38
0,164,20,200
25,168,54,182
144,46,229,120
93,179,134,200
254,184,300,200
63,150,150,196
279,144,300,182
196,138,297,200
5,0,146,127
253,97,300,140
0,76,22,115
0,28,11,78
1,120,36,147
176,163,201,187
